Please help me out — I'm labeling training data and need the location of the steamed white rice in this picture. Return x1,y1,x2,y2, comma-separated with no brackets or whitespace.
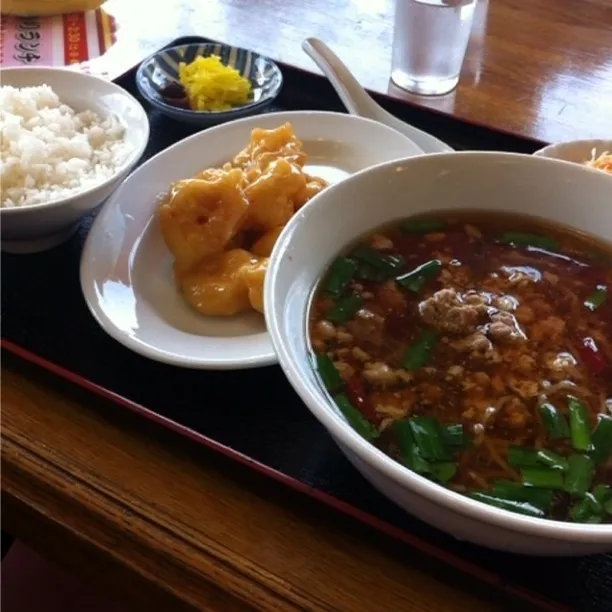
0,84,134,208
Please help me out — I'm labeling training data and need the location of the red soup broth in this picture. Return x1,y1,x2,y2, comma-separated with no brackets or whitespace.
309,211,612,523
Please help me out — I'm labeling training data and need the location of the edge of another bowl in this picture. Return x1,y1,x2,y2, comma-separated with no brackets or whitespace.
534,138,612,165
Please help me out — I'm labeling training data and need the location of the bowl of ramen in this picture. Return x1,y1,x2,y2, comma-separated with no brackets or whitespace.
264,151,612,555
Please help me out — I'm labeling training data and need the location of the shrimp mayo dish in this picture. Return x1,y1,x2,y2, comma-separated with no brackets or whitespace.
158,122,328,317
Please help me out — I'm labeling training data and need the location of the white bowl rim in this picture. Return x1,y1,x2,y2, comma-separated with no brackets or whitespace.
0,66,150,214
265,150,612,543
534,138,612,158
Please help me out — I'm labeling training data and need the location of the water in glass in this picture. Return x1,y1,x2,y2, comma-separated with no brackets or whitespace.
391,0,477,96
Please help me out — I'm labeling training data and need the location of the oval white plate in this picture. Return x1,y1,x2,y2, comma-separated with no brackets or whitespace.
80,110,423,369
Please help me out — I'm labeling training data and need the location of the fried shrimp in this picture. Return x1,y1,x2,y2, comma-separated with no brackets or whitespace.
233,122,307,175
179,249,268,316
294,173,328,209
159,168,248,273
243,158,306,231
251,226,284,257
159,122,327,317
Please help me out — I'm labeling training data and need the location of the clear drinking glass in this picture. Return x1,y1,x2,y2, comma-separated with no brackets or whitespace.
391,0,477,96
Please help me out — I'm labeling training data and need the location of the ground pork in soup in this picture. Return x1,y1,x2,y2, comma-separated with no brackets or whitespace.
309,211,612,523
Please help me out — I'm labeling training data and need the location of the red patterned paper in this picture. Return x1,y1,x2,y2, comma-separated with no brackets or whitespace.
0,8,116,70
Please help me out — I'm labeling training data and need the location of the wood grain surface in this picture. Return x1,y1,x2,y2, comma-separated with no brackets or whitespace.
1,355,542,611
100,0,612,143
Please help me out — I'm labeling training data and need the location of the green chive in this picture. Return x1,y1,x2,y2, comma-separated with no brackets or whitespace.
586,515,604,524
316,354,344,392
324,257,357,298
499,231,559,251
584,286,608,311
538,402,570,440
508,446,539,467
351,245,404,272
605,498,612,516
393,421,430,474
354,262,387,281
334,393,379,441
521,468,565,490
592,484,612,507
564,454,595,496
429,461,457,484
468,492,546,518
509,447,570,472
568,397,591,451
401,330,438,370
407,416,449,461
591,414,612,464
536,449,569,472
570,497,596,523
441,423,465,449
326,294,363,324
407,445,431,474
396,259,442,293
491,480,554,510
570,493,605,523
400,218,447,234
406,445,431,474
393,419,413,454
583,492,604,515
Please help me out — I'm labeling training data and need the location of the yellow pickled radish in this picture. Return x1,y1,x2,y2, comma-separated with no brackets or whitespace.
178,55,252,112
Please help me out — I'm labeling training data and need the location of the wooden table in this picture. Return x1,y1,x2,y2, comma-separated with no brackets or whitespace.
96,0,612,143
3,1,612,610
4,354,547,612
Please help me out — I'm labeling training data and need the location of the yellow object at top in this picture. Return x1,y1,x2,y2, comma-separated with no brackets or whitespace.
2,0,103,16
178,55,252,112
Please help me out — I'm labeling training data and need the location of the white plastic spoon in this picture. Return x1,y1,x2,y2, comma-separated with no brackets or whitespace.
302,37,453,154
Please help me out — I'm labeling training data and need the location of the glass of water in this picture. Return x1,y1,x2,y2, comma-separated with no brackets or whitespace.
391,0,477,96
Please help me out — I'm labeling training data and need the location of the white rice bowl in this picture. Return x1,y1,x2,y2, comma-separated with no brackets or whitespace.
1,84,134,209
0,66,149,253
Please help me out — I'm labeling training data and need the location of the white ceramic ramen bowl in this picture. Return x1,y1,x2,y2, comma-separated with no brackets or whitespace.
264,151,612,556
0,67,149,253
